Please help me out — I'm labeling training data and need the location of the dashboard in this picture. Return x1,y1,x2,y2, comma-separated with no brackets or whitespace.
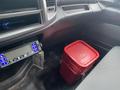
0,0,57,46
0,0,101,47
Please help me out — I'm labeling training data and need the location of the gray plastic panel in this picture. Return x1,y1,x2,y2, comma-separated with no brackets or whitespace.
58,0,89,5
76,46,120,90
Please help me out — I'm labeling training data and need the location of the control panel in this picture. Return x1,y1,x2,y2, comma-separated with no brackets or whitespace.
0,40,41,68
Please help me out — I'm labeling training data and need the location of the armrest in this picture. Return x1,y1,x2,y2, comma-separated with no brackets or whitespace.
76,46,120,90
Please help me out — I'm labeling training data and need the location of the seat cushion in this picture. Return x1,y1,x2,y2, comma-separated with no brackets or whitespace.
76,46,120,90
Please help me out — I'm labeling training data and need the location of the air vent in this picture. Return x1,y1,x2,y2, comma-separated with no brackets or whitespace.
46,0,56,7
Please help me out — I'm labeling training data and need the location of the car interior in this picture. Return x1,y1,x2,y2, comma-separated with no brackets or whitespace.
0,0,120,90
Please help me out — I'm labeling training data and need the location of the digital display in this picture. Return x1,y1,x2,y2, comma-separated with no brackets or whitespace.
0,0,39,13
0,54,8,67
0,41,41,68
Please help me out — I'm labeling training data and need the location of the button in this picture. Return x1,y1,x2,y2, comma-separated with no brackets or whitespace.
2,63,4,66
0,60,3,62
26,52,29,56
24,54,27,57
4,62,8,65
13,58,18,61
31,42,39,53
8,60,11,63
19,55,24,59
3,57,7,61
17,57,20,60
0,54,4,57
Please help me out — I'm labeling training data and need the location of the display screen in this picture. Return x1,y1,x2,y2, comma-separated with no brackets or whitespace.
0,41,40,68
0,0,39,13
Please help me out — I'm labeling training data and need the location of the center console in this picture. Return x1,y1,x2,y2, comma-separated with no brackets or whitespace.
0,40,45,90
0,0,57,88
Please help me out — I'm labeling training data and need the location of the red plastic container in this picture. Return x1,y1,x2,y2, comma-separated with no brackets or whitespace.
60,40,99,85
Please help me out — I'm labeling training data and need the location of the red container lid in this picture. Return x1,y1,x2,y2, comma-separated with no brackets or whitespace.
64,40,99,67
